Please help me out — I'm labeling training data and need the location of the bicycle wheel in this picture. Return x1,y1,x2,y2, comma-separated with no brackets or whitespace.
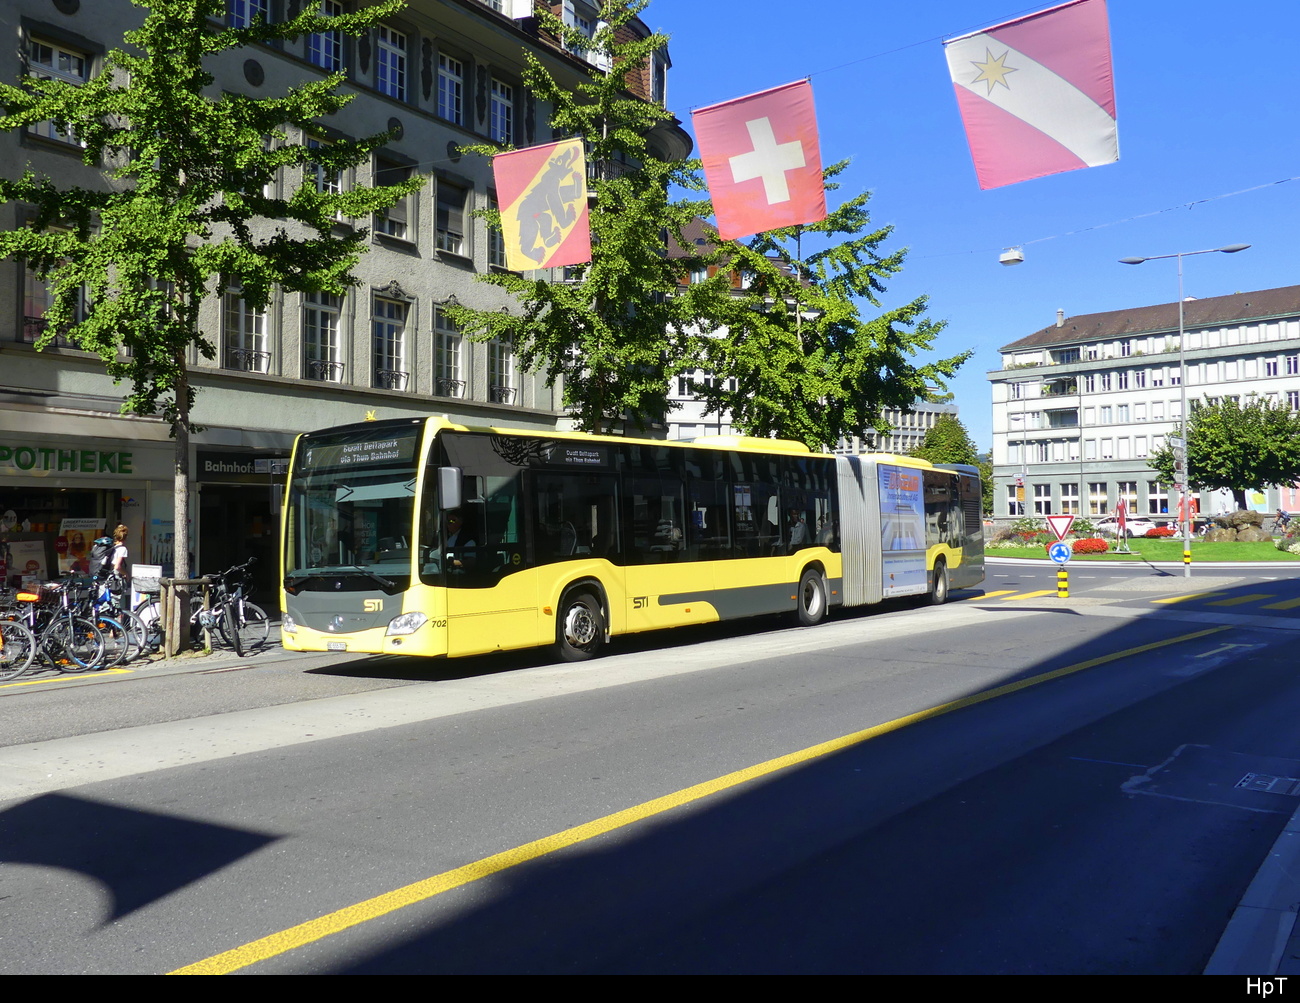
0,619,37,681
115,608,150,661
94,615,134,668
45,617,105,673
218,601,269,654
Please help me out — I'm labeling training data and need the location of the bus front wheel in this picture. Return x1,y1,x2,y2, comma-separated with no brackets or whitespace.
929,559,949,605
556,591,605,661
796,569,827,627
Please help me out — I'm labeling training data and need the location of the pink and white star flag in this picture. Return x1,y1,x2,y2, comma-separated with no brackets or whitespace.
693,80,826,240
944,0,1118,190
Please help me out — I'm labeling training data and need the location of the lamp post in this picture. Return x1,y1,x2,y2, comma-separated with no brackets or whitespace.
1119,244,1250,577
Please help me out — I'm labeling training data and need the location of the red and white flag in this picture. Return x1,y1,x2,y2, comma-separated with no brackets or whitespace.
492,138,591,271
693,80,826,241
943,0,1118,190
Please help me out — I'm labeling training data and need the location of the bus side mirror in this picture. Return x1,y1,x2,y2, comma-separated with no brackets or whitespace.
438,466,463,510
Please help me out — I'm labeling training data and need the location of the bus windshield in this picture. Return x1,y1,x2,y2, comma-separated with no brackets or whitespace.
284,421,423,593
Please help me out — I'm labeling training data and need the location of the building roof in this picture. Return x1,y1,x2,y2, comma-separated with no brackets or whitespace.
999,284,1300,353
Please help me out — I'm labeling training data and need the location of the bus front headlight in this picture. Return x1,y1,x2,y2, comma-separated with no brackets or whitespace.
281,614,297,634
386,612,428,636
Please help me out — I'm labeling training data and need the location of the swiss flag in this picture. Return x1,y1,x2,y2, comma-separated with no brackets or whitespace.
693,80,827,241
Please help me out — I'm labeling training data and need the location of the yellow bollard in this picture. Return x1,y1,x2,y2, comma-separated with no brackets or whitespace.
1057,568,1069,598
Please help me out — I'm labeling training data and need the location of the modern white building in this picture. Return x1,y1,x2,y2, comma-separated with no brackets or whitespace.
987,285,1300,524
0,0,687,591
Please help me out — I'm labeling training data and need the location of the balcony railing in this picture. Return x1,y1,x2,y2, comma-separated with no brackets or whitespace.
489,384,516,404
307,360,345,382
436,377,465,398
374,368,409,391
227,348,271,373
21,316,74,348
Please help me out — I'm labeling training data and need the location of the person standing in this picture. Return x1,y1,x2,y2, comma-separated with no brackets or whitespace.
109,523,129,607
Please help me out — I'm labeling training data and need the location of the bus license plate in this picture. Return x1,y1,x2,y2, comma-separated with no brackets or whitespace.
326,641,347,651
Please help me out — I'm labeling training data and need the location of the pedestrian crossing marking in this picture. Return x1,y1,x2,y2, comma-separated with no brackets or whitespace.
1152,592,1228,605
1206,593,1276,606
1261,598,1300,610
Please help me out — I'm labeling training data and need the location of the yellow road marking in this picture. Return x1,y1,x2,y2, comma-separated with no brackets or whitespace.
1206,594,1275,607
1261,598,1300,610
0,668,132,689
1152,591,1228,605
1000,590,1057,600
169,624,1231,976
958,589,1017,600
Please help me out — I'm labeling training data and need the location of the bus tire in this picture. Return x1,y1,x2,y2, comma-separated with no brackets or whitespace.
929,559,949,605
795,569,827,626
556,591,605,661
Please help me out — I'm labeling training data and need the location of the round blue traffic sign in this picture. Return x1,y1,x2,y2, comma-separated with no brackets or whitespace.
1048,541,1072,564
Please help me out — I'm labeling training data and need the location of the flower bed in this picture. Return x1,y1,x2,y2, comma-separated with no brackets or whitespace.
1144,526,1176,538
1071,537,1109,554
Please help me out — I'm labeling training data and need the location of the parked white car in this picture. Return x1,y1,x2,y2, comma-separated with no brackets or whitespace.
1091,515,1159,538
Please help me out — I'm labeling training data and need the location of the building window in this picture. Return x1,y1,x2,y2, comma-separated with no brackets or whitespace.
436,181,466,255
1101,438,1113,459
1009,382,1023,400
307,136,342,197
1266,358,1279,377
1135,436,1148,458
1148,482,1167,516
1082,375,1094,393
1289,391,1300,411
434,306,464,397
372,296,408,389
1117,371,1129,391
1099,372,1112,391
1099,405,1112,423
1117,404,1129,423
1134,370,1147,389
374,158,413,240
1060,483,1079,515
22,256,88,348
488,338,515,403
490,79,514,143
1084,439,1096,460
438,53,464,125
224,291,269,373
307,0,343,72
487,192,506,268
27,39,90,145
1118,481,1138,512
1089,483,1108,516
304,292,343,382
375,25,407,101
227,0,271,28
1006,484,1021,517
1119,339,1132,357
1287,354,1299,376
1152,369,1164,387
1033,484,1052,516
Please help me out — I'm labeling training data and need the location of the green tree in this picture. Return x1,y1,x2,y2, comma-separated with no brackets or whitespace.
689,163,970,449
1148,395,1300,509
909,413,979,466
0,0,418,597
445,0,717,434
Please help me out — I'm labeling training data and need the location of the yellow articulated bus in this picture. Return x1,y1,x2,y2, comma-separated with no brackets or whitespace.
280,416,984,661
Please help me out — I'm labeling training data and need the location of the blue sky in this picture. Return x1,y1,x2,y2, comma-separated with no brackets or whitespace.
646,0,1299,449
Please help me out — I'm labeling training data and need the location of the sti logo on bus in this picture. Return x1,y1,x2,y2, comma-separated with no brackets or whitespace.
885,470,919,492
363,599,383,612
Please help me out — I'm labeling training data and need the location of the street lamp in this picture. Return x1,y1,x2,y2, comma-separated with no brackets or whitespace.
1119,243,1250,576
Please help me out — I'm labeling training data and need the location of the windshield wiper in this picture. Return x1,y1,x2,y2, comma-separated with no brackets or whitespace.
284,565,398,592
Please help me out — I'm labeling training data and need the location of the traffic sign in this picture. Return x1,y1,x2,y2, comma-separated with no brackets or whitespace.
1048,541,1072,564
1046,514,1075,541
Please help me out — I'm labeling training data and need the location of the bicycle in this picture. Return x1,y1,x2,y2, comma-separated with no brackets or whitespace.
0,616,38,682
135,558,268,656
3,582,106,673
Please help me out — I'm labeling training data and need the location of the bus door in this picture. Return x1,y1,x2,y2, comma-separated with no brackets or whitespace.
443,471,539,655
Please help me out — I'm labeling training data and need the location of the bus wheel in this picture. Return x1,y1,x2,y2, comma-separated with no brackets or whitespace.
929,559,949,605
556,591,605,661
796,569,827,626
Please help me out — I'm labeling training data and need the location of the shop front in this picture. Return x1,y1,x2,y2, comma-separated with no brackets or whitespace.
196,450,287,608
0,434,174,589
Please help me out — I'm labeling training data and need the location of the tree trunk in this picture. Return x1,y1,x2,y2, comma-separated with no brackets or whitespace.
166,353,192,657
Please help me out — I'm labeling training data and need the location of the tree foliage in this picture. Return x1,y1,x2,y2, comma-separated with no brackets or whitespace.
445,0,719,434
1148,395,1300,509
688,164,970,449
909,413,979,466
0,0,417,586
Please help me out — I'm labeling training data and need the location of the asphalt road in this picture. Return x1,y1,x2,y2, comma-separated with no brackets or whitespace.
2,567,1299,973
